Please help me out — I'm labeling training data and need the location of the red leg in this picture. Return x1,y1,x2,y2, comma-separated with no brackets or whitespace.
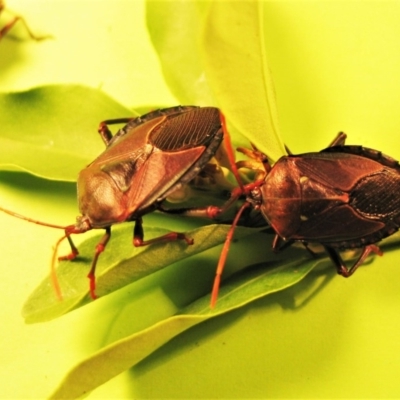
133,218,194,247
158,204,222,219
0,6,51,41
218,111,245,192
86,227,111,299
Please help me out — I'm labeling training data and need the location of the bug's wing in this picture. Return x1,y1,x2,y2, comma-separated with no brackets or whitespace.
108,106,199,144
90,117,164,196
293,152,384,191
290,153,398,242
99,107,223,215
125,107,224,213
149,107,222,151
293,201,386,242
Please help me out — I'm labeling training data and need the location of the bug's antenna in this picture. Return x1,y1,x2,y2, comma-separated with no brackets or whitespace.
0,206,67,229
0,206,69,300
51,235,69,300
210,201,250,308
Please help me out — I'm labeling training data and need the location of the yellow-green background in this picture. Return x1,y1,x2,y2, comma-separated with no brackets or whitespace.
1,0,400,398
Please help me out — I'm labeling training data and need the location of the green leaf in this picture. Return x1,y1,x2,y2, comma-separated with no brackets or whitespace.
49,251,318,399
22,224,258,323
201,2,286,160
0,85,132,181
146,0,285,158
146,0,214,105
48,232,400,398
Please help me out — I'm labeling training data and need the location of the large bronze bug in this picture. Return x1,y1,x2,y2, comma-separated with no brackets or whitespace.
0,1,48,41
211,133,400,306
0,106,238,299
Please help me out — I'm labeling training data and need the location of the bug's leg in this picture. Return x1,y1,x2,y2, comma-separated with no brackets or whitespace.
133,218,194,247
272,234,294,252
272,236,317,258
285,132,347,155
158,204,222,219
58,235,80,261
0,17,19,40
55,227,111,299
236,146,272,178
97,118,133,145
328,132,347,147
324,245,383,277
218,111,245,191
86,227,111,299
0,6,51,41
300,242,318,257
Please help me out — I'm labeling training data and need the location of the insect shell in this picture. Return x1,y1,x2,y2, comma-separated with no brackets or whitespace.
210,133,400,306
77,106,226,229
1,106,235,300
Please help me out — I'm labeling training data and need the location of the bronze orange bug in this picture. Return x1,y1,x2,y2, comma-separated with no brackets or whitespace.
211,133,400,306
0,106,241,299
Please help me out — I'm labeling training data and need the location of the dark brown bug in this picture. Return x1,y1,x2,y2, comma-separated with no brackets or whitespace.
0,1,49,41
0,106,239,299
211,133,400,306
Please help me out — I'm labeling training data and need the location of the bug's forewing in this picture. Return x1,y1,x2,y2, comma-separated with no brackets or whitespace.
95,107,223,216
293,152,384,191
126,108,224,212
263,152,397,243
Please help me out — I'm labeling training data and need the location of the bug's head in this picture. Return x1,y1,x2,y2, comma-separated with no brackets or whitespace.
245,183,265,211
65,215,92,235
77,166,128,228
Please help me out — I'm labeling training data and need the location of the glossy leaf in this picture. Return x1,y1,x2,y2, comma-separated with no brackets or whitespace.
50,252,319,399
0,85,132,181
48,231,400,398
146,1,214,105
202,2,286,160
22,224,258,323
